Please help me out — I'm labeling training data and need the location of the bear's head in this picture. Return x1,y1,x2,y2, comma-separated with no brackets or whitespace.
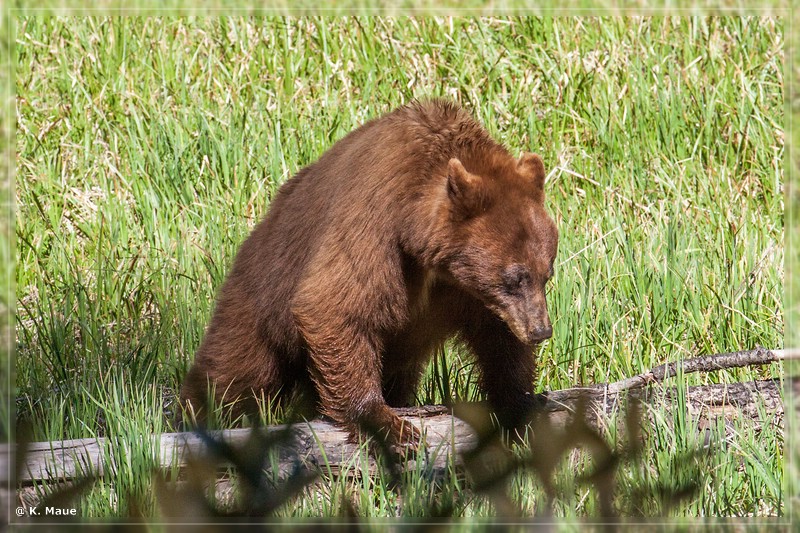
441,152,558,345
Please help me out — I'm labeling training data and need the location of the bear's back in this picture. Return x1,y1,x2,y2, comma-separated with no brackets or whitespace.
218,100,507,335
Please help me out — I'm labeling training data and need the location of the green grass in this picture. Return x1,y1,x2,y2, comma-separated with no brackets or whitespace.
15,16,784,521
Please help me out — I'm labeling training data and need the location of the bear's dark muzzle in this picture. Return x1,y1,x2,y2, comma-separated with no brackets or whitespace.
528,324,553,342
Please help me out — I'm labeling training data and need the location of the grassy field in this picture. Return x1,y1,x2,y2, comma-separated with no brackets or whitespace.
15,16,784,522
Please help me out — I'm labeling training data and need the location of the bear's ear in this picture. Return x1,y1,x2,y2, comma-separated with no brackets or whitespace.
517,152,546,199
447,158,484,214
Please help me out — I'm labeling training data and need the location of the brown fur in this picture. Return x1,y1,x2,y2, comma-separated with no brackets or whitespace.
181,100,559,446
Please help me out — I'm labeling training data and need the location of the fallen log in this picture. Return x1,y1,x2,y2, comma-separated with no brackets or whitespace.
3,347,794,486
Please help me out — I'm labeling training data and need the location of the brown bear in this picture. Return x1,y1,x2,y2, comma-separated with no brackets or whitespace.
181,99,558,448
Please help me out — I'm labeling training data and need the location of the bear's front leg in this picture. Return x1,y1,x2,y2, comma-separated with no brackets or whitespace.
294,314,421,451
464,313,540,433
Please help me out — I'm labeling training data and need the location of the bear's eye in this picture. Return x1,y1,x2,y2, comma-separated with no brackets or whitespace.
502,265,531,293
545,257,555,283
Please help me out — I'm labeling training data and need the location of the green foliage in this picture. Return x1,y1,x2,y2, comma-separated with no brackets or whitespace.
15,16,783,520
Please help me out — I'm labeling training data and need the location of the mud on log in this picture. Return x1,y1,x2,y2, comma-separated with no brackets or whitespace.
3,347,794,485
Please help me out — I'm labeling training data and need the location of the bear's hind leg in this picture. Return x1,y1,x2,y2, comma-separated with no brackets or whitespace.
180,334,290,427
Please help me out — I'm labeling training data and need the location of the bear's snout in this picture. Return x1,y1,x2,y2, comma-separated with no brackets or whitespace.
503,302,552,345
518,315,552,344
529,324,553,342
503,290,552,345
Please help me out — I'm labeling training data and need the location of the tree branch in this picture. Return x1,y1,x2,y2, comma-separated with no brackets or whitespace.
4,347,791,486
